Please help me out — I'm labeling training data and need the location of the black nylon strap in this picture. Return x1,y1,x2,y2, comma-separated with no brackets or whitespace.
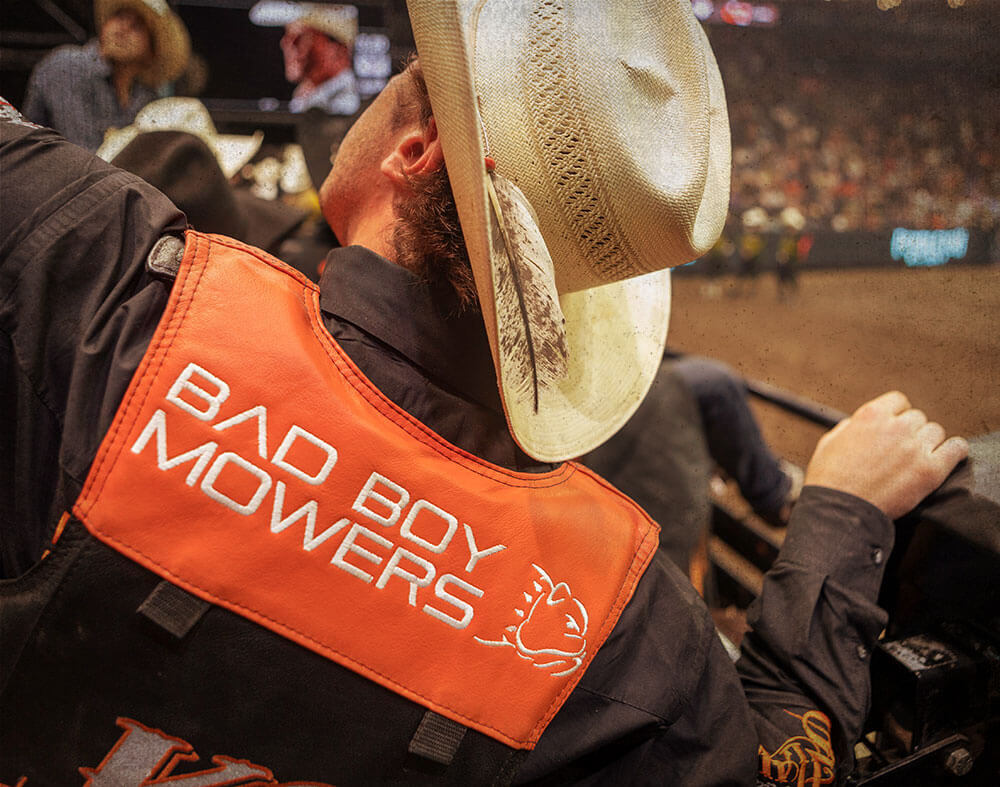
408,710,468,765
137,580,210,638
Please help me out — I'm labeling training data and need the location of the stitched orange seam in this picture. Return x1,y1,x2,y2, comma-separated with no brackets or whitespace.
87,522,539,748
72,232,546,745
532,518,660,738
80,232,209,507
76,231,659,748
76,231,209,518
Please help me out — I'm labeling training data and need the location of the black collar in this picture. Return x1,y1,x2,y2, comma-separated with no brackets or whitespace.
318,246,503,414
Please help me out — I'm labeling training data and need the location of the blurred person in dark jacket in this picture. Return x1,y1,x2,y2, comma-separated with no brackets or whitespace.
110,129,309,265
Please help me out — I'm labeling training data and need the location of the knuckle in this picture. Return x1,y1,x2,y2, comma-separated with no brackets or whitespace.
941,435,970,463
884,390,908,409
916,462,941,487
855,401,879,421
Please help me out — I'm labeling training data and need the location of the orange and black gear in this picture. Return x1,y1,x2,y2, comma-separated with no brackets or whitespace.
3,232,658,784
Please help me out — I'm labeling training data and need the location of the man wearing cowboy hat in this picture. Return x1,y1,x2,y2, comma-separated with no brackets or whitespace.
250,1,361,116
23,0,190,151
0,1,969,784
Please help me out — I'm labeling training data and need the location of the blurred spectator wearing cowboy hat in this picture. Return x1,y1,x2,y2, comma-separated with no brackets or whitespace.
96,96,264,180
250,1,360,116
23,0,190,151
109,130,309,263
97,96,325,276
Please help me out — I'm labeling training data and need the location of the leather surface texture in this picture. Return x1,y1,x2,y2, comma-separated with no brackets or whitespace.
74,231,660,749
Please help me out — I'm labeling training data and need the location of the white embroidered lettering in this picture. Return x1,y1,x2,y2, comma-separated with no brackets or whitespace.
463,523,506,572
165,363,230,421
331,523,392,582
138,364,502,634
271,425,338,485
375,548,436,606
131,409,218,486
423,574,484,629
200,452,273,515
213,405,269,459
269,481,351,551
352,472,409,527
399,499,457,554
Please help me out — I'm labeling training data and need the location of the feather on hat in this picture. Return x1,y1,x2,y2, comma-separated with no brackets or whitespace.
407,0,731,462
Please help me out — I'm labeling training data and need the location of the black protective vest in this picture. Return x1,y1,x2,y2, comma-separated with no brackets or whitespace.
1,233,658,785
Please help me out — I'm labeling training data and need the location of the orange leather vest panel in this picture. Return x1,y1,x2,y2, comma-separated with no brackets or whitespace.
75,232,659,749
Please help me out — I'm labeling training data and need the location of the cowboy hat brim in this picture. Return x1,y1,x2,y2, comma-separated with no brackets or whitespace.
96,98,264,180
409,0,724,462
98,127,263,181
210,132,265,180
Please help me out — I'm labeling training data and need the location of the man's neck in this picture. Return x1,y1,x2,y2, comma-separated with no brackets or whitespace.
341,201,397,260
110,61,143,108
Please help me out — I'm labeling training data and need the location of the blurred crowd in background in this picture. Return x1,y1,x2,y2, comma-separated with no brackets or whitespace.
718,36,1000,235
9,0,998,273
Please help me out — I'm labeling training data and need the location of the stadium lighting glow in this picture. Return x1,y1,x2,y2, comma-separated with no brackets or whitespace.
249,0,357,27
721,1,754,26
692,0,715,20
250,1,305,26
752,4,778,24
691,1,780,26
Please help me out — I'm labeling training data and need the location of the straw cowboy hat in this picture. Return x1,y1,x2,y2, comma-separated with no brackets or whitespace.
407,0,731,462
95,0,191,86
249,1,358,47
110,130,307,254
97,98,263,179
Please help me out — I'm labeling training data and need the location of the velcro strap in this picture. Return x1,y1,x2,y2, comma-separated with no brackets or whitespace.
409,711,468,765
138,580,210,638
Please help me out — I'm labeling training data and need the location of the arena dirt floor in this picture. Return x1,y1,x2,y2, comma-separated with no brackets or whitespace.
667,264,1000,469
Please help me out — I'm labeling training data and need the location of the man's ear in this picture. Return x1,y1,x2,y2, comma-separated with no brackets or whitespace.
381,117,444,188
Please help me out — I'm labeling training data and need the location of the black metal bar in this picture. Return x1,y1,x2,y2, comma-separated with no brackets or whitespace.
32,0,88,44
711,504,782,572
663,349,847,429
744,377,847,429
849,734,970,785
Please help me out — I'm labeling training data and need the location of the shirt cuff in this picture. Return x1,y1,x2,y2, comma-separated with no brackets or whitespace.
778,485,894,600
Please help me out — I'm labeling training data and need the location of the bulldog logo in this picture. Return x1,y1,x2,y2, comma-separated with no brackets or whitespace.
475,564,588,677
